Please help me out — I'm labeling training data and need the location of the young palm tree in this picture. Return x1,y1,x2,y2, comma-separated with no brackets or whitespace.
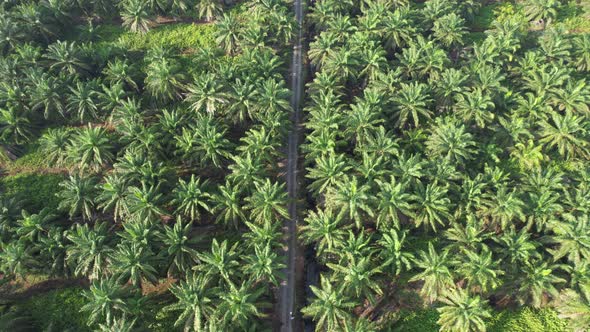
0,107,32,145
326,176,373,229
66,222,114,280
67,80,99,123
28,73,65,119
185,73,228,115
195,239,240,287
546,214,590,265
327,255,383,304
539,111,589,159
457,246,503,294
217,282,267,330
81,277,129,326
0,241,34,277
210,180,246,229
67,125,115,173
432,13,466,48
196,0,222,22
301,275,356,331
103,58,139,91
410,242,454,303
306,153,351,196
556,289,590,332
16,209,54,243
121,0,153,34
171,175,211,222
44,41,89,75
124,184,165,223
392,81,432,128
216,12,241,55
517,260,566,308
523,0,559,27
110,241,158,287
300,208,347,256
245,179,289,224
374,176,412,229
453,89,495,128
410,182,452,232
96,174,130,222
437,287,492,332
377,228,414,277
159,217,199,277
144,58,185,102
426,117,477,164
243,243,285,286
165,272,215,332
57,174,98,220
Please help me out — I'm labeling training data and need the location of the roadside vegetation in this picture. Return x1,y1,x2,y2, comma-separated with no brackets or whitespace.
301,0,590,331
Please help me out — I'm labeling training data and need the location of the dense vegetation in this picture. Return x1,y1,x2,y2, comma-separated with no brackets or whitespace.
1,0,590,331
0,0,297,330
300,0,590,331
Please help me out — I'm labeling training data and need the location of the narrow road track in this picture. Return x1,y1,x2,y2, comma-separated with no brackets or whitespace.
280,0,304,331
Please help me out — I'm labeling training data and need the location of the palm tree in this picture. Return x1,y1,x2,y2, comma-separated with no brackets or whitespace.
546,214,590,265
453,89,495,128
66,222,114,280
145,58,185,101
28,73,65,119
377,226,414,278
210,180,246,229
196,0,222,22
66,125,114,173
216,12,241,55
0,241,34,277
410,242,454,303
16,209,54,243
392,81,432,128
432,13,466,48
243,243,285,286
480,186,525,231
539,111,589,159
57,174,97,220
185,73,228,115
410,182,452,232
523,0,559,27
36,227,69,277
165,272,214,332
44,41,89,75
254,78,291,118
426,117,477,164
227,153,266,188
81,277,129,326
195,239,240,286
301,275,356,331
306,153,351,196
457,246,503,294
494,228,540,271
300,208,347,256
159,217,199,277
124,184,164,223
103,58,139,91
326,176,373,229
573,34,590,72
327,255,383,304
437,287,492,332
382,7,415,51
217,282,267,330
96,174,130,222
171,175,211,222
374,176,412,229
121,0,153,34
0,107,32,145
245,179,289,224
67,80,99,123
517,260,566,308
110,242,158,287
556,289,590,332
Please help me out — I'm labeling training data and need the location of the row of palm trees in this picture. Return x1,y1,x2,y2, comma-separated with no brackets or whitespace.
0,0,297,330
301,0,590,331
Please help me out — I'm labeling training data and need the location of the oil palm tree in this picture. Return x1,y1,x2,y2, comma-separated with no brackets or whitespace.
185,73,228,115
210,180,246,229
377,228,414,277
453,89,495,128
57,174,97,220
300,208,347,256
410,182,452,232
121,0,152,34
16,209,54,243
159,217,199,277
196,0,222,22
66,125,115,173
44,41,89,75
66,222,114,280
306,153,351,196
327,255,383,304
124,184,165,223
326,176,373,229
539,111,589,159
410,242,454,303
110,241,158,287
216,12,241,55
144,58,185,102
392,81,432,128
81,277,129,326
546,214,590,265
437,287,492,332
67,79,99,123
517,259,566,308
0,107,32,145
165,272,214,332
245,179,289,224
426,117,477,164
195,239,240,287
457,246,503,294
302,275,356,331
556,288,590,332
432,13,466,48
374,176,412,229
217,282,267,330
103,58,139,91
171,175,211,222
0,241,34,277
243,243,285,286
96,174,130,222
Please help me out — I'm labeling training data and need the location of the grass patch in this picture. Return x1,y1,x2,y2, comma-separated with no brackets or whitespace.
95,23,216,52
16,287,90,332
0,173,63,213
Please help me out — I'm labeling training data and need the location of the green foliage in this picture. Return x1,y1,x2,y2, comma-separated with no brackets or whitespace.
16,287,91,332
107,23,217,52
0,173,63,212
391,309,439,332
487,308,567,332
